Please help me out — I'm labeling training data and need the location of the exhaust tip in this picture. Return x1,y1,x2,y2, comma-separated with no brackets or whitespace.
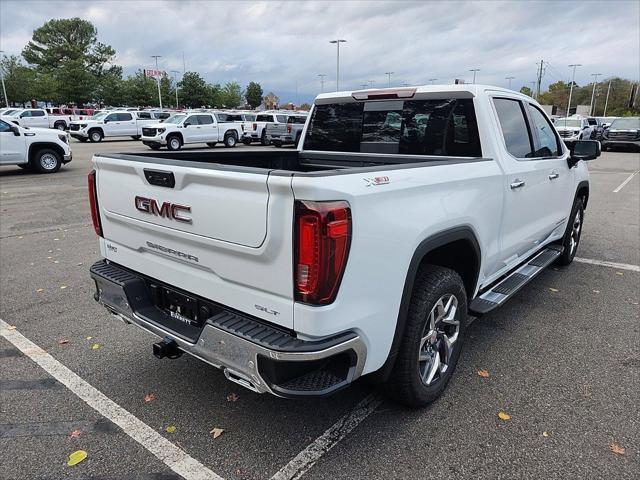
153,336,183,359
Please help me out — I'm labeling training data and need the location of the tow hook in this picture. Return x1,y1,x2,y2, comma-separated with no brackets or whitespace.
153,336,183,359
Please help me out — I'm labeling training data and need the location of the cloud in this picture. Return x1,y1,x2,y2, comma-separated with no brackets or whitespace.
1,0,638,103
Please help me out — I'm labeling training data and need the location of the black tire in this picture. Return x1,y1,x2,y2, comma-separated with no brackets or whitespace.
206,142,217,148
31,148,62,174
556,197,584,266
131,135,141,140
89,129,103,143
242,138,252,145
273,141,282,148
260,131,270,146
166,134,182,151
383,265,467,408
54,122,66,131
224,134,237,148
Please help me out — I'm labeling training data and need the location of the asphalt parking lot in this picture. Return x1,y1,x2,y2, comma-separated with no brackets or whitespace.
1,139,638,480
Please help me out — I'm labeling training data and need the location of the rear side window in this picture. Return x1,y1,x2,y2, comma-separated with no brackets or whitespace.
197,115,213,125
117,113,133,121
256,114,272,122
303,99,481,157
244,114,256,121
493,98,533,158
32,110,45,117
527,104,561,157
137,111,152,119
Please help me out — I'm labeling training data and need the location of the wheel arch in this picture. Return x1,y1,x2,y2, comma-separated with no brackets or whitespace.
166,131,183,142
28,142,65,163
576,180,589,210
372,226,481,382
87,126,104,137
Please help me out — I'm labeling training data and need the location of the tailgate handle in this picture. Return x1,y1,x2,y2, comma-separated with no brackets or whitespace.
144,169,175,188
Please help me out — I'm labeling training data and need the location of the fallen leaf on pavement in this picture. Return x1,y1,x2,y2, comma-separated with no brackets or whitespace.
36,288,44,293
166,425,176,433
60,285,68,289
609,443,625,455
69,429,81,438
144,393,156,403
226,393,239,402
58,339,70,345
497,411,511,421
7,325,17,330
542,431,549,437
549,288,559,292
91,343,101,350
210,427,224,439
86,336,92,340
67,450,87,466
592,289,600,293
477,369,490,378
616,271,624,276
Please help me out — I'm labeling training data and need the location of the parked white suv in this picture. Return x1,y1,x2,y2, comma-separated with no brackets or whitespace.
0,118,72,173
88,85,598,407
68,111,155,142
140,112,242,150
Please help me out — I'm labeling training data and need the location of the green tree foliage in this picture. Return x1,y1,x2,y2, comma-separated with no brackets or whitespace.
123,70,157,107
245,81,263,108
178,72,210,107
300,103,312,110
0,55,38,105
219,81,242,107
519,86,533,97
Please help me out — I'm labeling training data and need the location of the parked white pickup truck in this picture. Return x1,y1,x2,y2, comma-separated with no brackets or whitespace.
140,112,242,150
242,112,288,145
266,113,308,147
0,117,72,173
68,110,156,142
88,85,599,407
3,108,73,131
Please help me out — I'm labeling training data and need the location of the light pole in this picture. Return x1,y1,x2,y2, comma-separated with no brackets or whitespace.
469,68,480,84
360,83,368,89
529,81,537,99
368,80,375,88
318,74,326,93
329,39,346,91
603,80,612,116
428,78,437,85
151,55,163,109
385,71,394,88
505,76,515,89
0,50,9,107
171,70,180,108
567,63,581,117
589,72,602,116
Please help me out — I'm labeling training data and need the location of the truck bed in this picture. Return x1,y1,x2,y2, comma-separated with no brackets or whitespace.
98,150,487,176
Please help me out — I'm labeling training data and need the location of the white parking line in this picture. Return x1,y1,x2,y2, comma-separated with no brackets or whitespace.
612,170,639,192
270,393,383,480
0,318,224,480
574,257,640,272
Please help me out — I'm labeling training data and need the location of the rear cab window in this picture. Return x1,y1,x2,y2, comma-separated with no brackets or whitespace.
303,98,481,157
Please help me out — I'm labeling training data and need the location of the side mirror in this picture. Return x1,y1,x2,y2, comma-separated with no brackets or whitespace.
103,119,109,124
184,122,190,127
10,125,20,136
569,140,600,166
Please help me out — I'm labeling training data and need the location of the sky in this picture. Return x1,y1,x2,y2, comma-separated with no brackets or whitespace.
1,0,639,104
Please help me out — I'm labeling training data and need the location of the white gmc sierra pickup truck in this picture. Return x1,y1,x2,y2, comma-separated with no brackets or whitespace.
88,85,599,407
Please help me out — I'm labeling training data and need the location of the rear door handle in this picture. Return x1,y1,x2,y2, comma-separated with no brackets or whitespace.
548,172,559,180
510,180,525,189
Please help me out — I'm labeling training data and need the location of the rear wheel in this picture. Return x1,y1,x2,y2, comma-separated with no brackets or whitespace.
273,140,282,148
32,149,62,174
556,197,584,265
224,134,237,148
206,142,217,148
54,122,66,131
167,135,182,151
383,265,467,408
260,131,270,146
89,129,103,143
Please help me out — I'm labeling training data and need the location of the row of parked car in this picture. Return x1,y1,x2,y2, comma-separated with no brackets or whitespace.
552,115,640,151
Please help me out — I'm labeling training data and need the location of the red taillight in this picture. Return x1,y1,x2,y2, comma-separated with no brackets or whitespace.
252,123,257,131
88,170,103,237
294,200,351,305
287,123,292,133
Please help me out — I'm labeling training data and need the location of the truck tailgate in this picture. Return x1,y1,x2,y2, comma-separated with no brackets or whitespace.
93,154,295,328
267,124,287,136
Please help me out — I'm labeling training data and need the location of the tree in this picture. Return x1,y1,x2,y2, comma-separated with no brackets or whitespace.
22,18,115,74
300,103,312,111
519,86,533,97
0,55,38,106
245,81,263,108
178,72,210,107
123,70,157,107
219,81,242,107
95,66,125,106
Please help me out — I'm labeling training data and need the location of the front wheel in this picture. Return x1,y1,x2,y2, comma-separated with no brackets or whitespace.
224,134,237,148
32,149,62,174
89,130,103,143
556,197,584,265
383,265,467,408
167,135,182,151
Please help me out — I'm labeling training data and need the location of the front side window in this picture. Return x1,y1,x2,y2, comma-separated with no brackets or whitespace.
20,110,32,117
493,98,533,158
117,113,133,121
32,110,45,117
0,119,11,132
197,115,213,125
184,115,198,126
105,113,118,122
256,114,272,122
527,104,561,157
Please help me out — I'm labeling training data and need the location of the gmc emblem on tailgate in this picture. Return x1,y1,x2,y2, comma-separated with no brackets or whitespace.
134,196,192,223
